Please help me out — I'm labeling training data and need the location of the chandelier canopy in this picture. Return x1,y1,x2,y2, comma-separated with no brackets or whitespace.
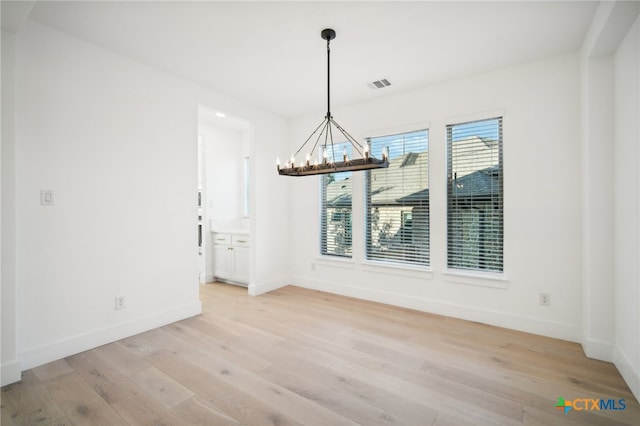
277,28,389,177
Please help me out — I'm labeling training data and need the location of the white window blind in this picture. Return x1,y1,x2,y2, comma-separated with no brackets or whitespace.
320,143,352,258
365,130,429,266
447,117,503,272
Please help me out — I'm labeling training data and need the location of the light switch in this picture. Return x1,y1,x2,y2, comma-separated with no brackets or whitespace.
40,189,54,205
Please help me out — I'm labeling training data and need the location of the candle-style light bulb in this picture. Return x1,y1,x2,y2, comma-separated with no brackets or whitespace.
290,155,295,167
343,147,348,163
306,153,311,167
276,157,281,171
322,147,328,164
382,146,389,161
364,144,370,160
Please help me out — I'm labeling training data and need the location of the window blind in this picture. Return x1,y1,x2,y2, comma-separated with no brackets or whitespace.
320,143,352,257
365,130,429,266
446,117,503,272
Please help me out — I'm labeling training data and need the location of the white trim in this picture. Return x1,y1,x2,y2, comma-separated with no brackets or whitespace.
248,276,289,296
296,277,580,342
581,337,614,362
213,278,248,288
315,256,356,270
614,346,640,403
1,360,22,386
443,268,508,289
443,109,506,127
361,260,433,279
200,273,215,284
18,301,202,371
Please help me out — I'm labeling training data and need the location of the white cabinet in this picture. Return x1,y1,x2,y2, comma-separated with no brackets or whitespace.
213,244,233,279
213,233,250,286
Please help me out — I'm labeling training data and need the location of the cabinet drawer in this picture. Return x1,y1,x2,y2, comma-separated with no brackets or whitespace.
231,235,249,247
213,233,231,245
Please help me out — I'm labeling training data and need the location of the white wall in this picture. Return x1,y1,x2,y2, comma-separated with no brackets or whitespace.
1,30,21,386
249,118,291,296
613,14,640,402
580,53,615,361
577,0,640,401
2,19,289,380
288,53,583,341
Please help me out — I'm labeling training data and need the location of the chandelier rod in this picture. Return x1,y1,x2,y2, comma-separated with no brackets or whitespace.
292,118,326,159
331,118,367,154
324,28,334,119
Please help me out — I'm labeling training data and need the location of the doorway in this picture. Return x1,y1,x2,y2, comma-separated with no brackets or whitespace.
197,106,252,287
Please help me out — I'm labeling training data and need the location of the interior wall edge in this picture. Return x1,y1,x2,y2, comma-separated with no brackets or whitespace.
248,275,292,297
17,301,201,372
614,346,640,403
581,338,615,363
0,360,22,387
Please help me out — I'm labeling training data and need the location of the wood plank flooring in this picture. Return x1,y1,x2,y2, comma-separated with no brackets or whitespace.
2,282,639,425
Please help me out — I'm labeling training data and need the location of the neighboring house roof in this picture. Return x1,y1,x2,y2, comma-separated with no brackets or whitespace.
370,152,429,206
396,188,429,205
450,136,500,178
326,177,353,207
450,165,501,199
325,136,499,207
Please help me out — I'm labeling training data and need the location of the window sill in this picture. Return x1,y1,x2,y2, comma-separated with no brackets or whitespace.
362,260,433,279
315,256,356,270
443,268,508,289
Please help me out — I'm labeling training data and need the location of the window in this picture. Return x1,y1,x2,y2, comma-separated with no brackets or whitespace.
447,117,503,272
320,143,352,258
365,130,429,266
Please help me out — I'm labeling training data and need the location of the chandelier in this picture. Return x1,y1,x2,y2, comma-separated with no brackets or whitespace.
277,28,389,176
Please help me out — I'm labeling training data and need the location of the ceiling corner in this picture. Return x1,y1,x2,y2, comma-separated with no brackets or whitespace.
2,0,36,34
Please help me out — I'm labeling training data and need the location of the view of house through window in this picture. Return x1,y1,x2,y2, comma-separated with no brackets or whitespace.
446,117,503,272
320,143,353,257
365,129,430,266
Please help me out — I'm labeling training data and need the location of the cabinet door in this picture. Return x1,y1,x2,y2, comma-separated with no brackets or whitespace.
213,245,233,280
233,246,250,283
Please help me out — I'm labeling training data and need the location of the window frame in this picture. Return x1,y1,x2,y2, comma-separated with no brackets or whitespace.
446,116,504,275
364,128,430,268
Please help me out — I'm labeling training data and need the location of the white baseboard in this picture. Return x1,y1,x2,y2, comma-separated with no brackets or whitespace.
581,337,614,362
212,277,248,288
200,273,215,284
296,278,581,342
19,301,202,371
614,346,640,403
248,275,290,296
1,360,22,386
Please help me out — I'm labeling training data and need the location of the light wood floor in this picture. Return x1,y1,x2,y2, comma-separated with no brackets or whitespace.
2,283,639,425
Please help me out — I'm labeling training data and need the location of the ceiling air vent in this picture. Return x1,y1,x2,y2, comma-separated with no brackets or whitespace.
368,78,391,90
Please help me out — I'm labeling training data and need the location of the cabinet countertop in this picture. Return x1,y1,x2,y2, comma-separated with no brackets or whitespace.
212,229,249,235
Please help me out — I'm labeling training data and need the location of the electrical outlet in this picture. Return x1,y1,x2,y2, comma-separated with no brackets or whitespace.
540,293,551,306
115,296,125,310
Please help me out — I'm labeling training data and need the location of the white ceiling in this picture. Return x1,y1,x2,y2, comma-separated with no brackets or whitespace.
3,1,599,118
